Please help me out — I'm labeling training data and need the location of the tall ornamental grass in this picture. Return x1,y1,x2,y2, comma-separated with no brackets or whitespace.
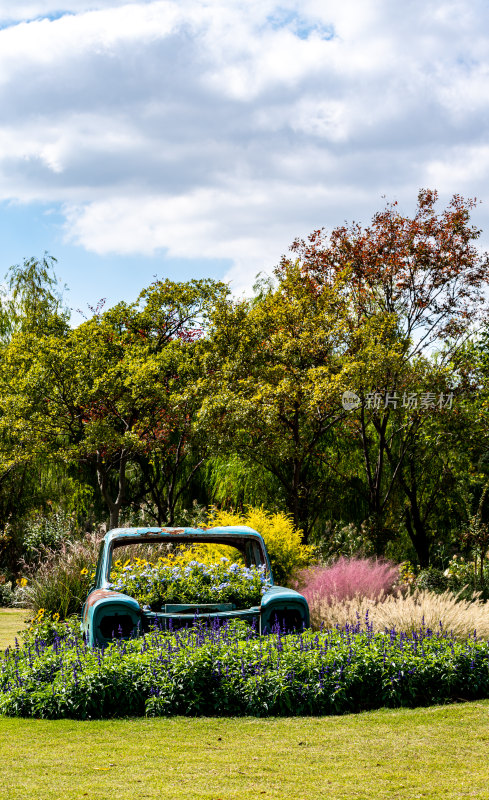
296,557,400,606
309,589,489,640
20,534,101,618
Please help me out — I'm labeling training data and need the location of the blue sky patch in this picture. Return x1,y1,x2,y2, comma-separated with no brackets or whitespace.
0,10,73,29
0,201,230,326
267,9,335,41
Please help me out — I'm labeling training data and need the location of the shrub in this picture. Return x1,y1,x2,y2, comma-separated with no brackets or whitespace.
296,556,400,607
415,567,450,593
0,577,14,607
396,558,489,602
110,557,271,609
207,507,315,585
421,556,489,601
307,588,489,639
21,533,101,619
444,554,487,585
316,521,374,560
3,619,489,719
22,510,74,559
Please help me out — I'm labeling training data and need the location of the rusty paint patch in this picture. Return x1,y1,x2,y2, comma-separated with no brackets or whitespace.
161,528,185,534
83,589,121,622
85,589,119,608
141,528,186,535
83,589,137,622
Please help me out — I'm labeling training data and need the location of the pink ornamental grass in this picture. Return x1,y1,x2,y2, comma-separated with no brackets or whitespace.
296,557,400,606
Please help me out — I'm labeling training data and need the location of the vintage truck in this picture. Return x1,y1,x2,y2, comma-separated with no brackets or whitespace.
81,525,310,646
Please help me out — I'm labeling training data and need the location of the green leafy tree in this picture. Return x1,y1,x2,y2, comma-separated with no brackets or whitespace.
200,262,352,541
1,277,226,529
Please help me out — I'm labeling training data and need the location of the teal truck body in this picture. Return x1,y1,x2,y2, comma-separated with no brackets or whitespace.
81,526,309,647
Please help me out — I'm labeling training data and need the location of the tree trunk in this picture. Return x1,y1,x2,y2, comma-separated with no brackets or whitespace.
96,450,128,530
404,507,430,568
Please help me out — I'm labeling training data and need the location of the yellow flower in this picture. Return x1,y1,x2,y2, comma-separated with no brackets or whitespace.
115,559,122,567
16,577,28,587
123,559,131,567
53,612,60,622
80,568,88,575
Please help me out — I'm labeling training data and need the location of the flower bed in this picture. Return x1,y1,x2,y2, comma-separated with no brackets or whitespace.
2,617,489,719
109,558,270,609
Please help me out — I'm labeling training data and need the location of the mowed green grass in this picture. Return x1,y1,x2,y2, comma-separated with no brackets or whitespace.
1,705,489,799
1,610,489,799
0,608,28,649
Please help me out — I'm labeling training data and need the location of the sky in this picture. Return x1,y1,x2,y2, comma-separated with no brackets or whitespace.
1,0,489,323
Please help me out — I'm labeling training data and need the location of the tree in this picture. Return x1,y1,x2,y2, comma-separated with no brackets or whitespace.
1,277,227,529
281,190,489,556
1,253,68,339
449,331,489,570
201,262,352,541
287,189,488,353
0,255,71,569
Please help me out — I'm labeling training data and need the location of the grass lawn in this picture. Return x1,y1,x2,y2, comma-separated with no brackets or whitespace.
0,608,28,649
1,704,489,799
1,610,489,799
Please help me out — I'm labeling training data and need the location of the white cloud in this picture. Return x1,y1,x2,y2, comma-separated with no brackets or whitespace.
0,0,489,293
0,2,181,74
426,145,489,193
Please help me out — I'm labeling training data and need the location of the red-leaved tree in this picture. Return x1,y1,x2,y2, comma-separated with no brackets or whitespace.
278,190,489,561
